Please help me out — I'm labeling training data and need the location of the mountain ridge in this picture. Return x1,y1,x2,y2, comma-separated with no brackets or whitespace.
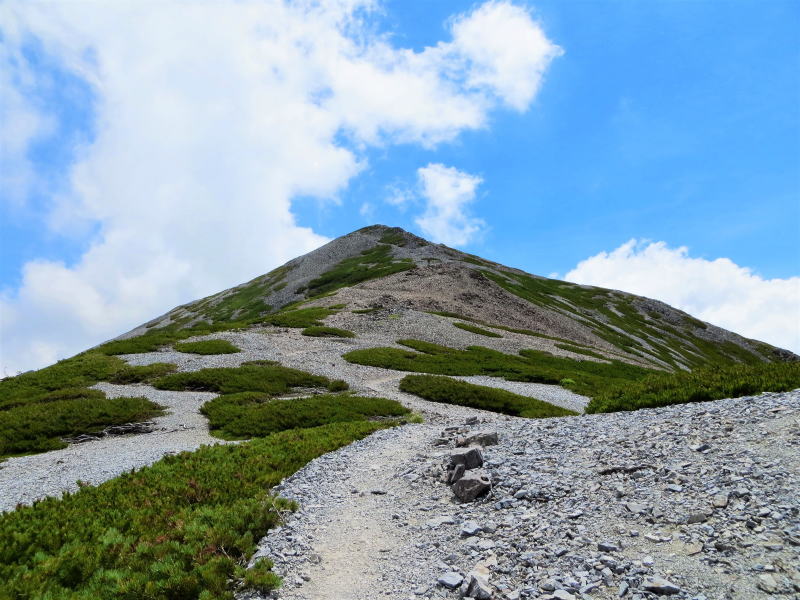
120,224,796,371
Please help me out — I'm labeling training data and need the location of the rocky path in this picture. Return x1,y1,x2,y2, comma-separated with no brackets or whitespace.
250,390,800,600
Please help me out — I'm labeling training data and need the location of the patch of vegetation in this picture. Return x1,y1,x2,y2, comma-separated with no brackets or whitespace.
462,257,490,267
108,362,178,384
344,340,654,398
400,375,576,418
100,322,249,355
0,352,174,458
202,393,410,439
152,363,330,395
327,303,347,309
587,362,800,413
554,343,607,360
302,326,355,338
352,307,381,314
174,339,241,355
262,307,336,328
0,422,390,598
453,322,502,338
304,244,414,297
427,311,592,346
0,394,163,458
379,229,407,246
482,270,767,369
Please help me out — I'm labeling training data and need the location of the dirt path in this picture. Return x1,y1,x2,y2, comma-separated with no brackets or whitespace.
269,425,433,600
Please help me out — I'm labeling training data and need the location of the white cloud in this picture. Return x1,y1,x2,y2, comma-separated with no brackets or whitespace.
415,163,485,246
0,0,559,373
564,240,800,354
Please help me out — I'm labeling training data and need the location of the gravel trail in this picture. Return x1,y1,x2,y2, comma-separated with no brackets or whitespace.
249,390,800,600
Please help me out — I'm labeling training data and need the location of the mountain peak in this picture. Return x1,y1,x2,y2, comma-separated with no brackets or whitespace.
121,224,796,369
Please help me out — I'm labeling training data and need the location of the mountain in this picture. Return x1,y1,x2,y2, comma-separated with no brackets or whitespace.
3,224,799,600
121,224,795,371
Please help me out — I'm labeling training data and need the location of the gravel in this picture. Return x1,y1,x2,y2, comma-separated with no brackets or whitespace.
244,390,800,600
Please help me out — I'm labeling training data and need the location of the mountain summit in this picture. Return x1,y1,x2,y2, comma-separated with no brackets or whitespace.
124,224,794,371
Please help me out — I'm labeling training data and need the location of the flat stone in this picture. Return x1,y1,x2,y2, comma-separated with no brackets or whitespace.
757,573,778,593
438,572,463,589
625,502,650,514
457,431,499,447
642,576,681,595
713,493,729,508
553,590,576,600
598,540,621,552
460,521,482,537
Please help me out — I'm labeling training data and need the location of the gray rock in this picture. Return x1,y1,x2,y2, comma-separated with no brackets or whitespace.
463,571,493,599
712,493,729,508
452,470,491,502
553,590,577,600
448,463,466,484
450,447,484,469
642,576,682,595
598,540,621,552
438,572,463,589
460,521,482,537
457,431,499,447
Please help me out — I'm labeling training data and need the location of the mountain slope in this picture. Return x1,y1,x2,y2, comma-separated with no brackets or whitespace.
121,224,796,371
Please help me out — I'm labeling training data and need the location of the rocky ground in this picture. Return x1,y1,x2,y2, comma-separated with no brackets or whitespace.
249,390,799,600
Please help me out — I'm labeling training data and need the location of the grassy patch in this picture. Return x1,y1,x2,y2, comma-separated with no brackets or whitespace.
0,395,163,458
262,307,336,328
587,362,800,413
202,393,409,439
344,339,654,398
554,343,607,360
400,375,575,418
305,244,414,297
453,322,502,338
378,229,407,246
0,422,389,599
174,339,241,355
0,352,173,458
301,326,355,338
100,322,248,355
152,363,330,395
482,270,768,369
352,307,381,314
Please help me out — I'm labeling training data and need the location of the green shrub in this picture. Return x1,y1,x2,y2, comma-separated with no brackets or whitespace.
301,326,355,338
0,395,163,458
262,307,336,328
100,322,249,355
108,362,178,384
554,343,607,360
0,352,171,458
344,340,653,398
174,339,241,355
0,422,389,598
587,362,800,413
202,393,410,439
327,379,349,392
400,375,576,418
304,244,414,297
453,322,502,338
153,363,329,395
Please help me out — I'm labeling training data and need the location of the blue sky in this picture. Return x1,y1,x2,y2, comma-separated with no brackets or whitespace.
1,0,798,372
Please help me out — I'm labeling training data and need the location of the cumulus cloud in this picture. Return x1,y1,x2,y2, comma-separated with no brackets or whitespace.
0,0,560,373
415,163,485,246
564,240,800,353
